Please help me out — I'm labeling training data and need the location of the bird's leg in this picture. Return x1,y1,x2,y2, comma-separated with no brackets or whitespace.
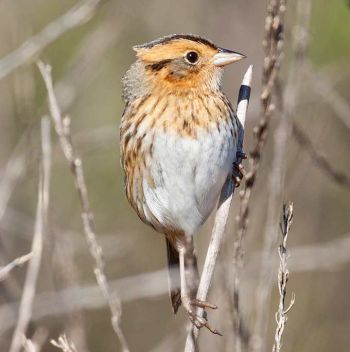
179,238,222,336
232,151,247,187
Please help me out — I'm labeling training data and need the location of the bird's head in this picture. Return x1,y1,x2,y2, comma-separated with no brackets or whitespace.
129,34,245,96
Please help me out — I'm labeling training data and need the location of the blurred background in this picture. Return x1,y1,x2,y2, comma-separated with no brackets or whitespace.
0,0,349,351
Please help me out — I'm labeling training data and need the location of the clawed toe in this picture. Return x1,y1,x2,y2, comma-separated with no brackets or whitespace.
233,150,247,187
191,298,218,310
184,299,222,336
232,162,245,187
188,310,222,336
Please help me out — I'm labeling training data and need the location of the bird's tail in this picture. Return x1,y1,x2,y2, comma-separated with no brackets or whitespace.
166,238,182,314
166,237,200,314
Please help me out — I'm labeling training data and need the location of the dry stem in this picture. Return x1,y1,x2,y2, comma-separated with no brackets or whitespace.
272,203,295,352
251,1,310,349
184,65,253,352
0,252,33,282
37,61,130,352
9,117,51,352
233,1,287,350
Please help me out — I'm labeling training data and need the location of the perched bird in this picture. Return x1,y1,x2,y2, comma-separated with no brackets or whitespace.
120,34,245,330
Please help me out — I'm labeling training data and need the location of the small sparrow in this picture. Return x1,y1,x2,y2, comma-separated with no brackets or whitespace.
120,34,245,330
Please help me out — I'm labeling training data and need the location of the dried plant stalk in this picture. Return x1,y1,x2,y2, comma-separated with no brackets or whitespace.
252,8,291,352
0,252,33,282
184,65,253,352
9,117,51,352
233,1,287,350
37,62,130,352
272,203,295,352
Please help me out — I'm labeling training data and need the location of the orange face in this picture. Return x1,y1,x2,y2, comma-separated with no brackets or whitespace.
133,35,245,93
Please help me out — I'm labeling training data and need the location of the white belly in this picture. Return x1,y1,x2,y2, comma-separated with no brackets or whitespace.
142,125,236,236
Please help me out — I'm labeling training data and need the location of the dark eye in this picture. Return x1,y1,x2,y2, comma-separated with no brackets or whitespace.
185,51,199,64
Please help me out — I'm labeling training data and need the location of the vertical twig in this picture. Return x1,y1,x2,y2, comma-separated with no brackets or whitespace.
184,65,253,352
233,1,287,351
37,61,130,352
272,203,295,352
9,117,51,352
252,2,310,350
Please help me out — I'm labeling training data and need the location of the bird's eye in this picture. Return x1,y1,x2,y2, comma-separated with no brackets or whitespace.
185,51,199,64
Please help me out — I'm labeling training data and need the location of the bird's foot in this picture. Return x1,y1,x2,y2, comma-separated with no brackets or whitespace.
183,297,222,336
233,151,247,187
191,298,217,310
232,162,245,187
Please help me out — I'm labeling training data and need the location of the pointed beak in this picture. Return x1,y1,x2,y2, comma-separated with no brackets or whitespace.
213,48,246,67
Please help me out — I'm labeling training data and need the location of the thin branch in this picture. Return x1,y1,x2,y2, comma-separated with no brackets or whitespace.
272,203,295,352
0,0,104,81
292,122,350,189
37,61,130,352
233,1,287,351
184,65,253,352
252,0,310,349
9,117,51,352
0,252,33,282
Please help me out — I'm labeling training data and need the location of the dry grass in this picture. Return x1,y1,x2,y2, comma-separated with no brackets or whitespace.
272,203,295,352
9,118,51,352
37,61,130,352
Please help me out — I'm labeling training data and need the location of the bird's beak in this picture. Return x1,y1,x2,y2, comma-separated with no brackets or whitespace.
213,48,246,67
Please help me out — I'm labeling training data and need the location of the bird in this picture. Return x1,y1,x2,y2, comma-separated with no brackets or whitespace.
120,34,245,332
